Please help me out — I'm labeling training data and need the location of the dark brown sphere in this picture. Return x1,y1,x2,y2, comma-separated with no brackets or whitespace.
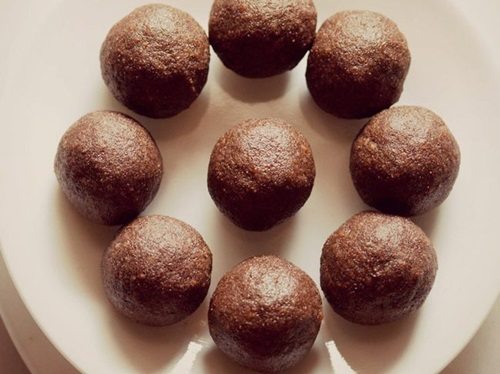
209,0,317,78
54,111,162,225
102,215,212,326
320,211,437,325
100,4,210,118
350,106,461,216
207,118,315,231
209,255,322,372
306,10,411,119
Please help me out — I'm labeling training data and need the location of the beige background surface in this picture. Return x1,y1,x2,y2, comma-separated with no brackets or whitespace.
1,0,499,372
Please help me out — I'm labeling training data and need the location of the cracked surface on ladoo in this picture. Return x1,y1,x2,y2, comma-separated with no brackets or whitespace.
209,0,317,78
54,111,163,225
320,211,437,325
207,118,316,231
306,10,411,119
100,4,210,118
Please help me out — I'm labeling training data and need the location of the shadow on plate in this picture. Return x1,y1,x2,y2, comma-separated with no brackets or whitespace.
298,94,369,222
411,207,441,239
202,343,321,374
97,83,210,142
299,92,367,145
97,83,211,197
53,186,117,299
206,204,300,281
323,303,420,374
106,299,210,373
216,63,290,103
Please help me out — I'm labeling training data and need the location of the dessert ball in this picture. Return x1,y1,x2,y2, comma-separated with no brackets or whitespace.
209,255,322,372
320,211,437,325
100,4,210,118
102,215,212,326
207,118,315,231
350,106,461,216
54,111,162,225
306,10,411,118
209,0,317,78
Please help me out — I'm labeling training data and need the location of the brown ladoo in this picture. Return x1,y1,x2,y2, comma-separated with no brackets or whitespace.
207,118,316,231
102,215,212,326
101,4,210,118
209,0,317,78
350,106,460,216
209,255,322,372
306,10,411,119
54,111,162,225
320,211,438,325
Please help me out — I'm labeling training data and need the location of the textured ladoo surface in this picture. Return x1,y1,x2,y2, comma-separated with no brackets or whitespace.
321,211,438,325
101,4,210,118
209,255,323,372
207,118,315,231
350,106,460,216
102,215,212,326
54,111,162,225
306,10,411,118
209,0,317,77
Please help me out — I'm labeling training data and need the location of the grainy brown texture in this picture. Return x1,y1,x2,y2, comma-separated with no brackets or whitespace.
100,4,210,118
209,0,317,78
102,215,212,326
320,211,437,325
54,111,162,225
350,106,461,216
306,10,411,119
207,118,315,231
209,255,322,372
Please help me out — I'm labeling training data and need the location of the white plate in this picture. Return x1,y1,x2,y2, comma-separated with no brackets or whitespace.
1,0,499,373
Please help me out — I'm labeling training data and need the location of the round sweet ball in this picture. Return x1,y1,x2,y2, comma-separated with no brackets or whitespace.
207,118,315,231
100,4,210,118
320,211,437,325
306,10,411,119
209,0,317,78
102,215,212,326
209,255,322,372
54,111,162,225
350,106,461,216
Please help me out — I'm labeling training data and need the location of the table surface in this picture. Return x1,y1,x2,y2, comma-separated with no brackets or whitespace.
1,0,499,373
